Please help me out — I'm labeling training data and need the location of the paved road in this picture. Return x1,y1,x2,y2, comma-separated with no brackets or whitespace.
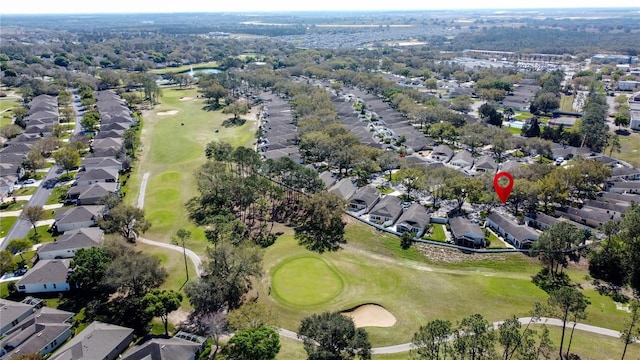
279,317,639,354
1,165,60,249
71,88,84,135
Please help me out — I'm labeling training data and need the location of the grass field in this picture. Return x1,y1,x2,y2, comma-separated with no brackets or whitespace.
127,86,257,244
0,99,19,127
148,61,219,75
616,131,640,168
0,217,18,238
257,220,634,354
560,94,575,112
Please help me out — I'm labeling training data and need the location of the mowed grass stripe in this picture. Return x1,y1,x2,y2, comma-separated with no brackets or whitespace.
129,86,257,243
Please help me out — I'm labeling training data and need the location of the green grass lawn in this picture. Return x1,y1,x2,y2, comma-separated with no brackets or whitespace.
505,126,522,135
272,256,344,307
127,86,257,245
616,131,640,168
423,223,446,242
0,200,28,212
12,186,37,196
1,217,18,238
257,220,631,349
0,99,18,127
560,94,575,112
46,185,71,205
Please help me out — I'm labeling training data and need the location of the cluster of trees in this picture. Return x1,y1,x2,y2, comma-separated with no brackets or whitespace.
412,287,591,360
578,83,610,153
66,240,172,335
589,205,640,295
529,70,563,115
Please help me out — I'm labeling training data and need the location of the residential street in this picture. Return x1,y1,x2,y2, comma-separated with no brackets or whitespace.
0,165,60,250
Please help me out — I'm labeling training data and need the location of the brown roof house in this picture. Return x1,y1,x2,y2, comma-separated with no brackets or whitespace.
395,203,430,236
50,321,133,360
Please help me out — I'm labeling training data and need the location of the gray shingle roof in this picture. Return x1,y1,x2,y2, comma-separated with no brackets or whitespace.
38,228,104,255
50,321,133,360
122,337,201,360
16,259,71,286
349,185,379,209
486,213,539,243
396,203,430,230
369,195,403,220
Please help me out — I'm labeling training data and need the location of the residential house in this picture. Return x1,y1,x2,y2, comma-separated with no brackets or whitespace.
329,178,357,200
50,322,133,360
611,166,640,181
583,199,630,213
485,213,539,249
75,167,119,186
0,307,73,359
449,149,474,168
81,156,123,173
474,155,498,173
395,203,430,236
524,211,562,231
597,191,640,204
550,144,593,160
555,206,622,228
0,300,34,336
0,178,15,200
499,160,521,173
0,143,33,156
16,259,71,293
91,138,123,157
348,185,379,213
368,195,403,226
37,228,104,260
607,181,640,194
53,205,104,233
449,216,485,248
66,182,119,205
430,145,454,162
319,171,337,189
94,129,125,140
121,335,204,360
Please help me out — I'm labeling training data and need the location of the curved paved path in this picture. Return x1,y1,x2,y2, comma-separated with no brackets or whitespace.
134,174,637,354
279,317,639,354
135,172,202,276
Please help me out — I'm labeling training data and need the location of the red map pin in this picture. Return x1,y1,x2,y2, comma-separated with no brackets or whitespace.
493,171,514,204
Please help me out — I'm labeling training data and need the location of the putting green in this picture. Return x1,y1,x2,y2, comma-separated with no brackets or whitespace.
272,257,344,306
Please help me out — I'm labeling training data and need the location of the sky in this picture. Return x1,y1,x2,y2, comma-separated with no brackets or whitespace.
1,0,639,15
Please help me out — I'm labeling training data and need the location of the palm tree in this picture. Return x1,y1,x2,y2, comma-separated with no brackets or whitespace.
172,229,191,283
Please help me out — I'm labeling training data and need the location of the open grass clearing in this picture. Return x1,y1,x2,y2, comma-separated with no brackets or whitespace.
259,220,631,347
616,131,640,168
560,94,576,112
12,186,37,196
148,61,219,75
127,86,257,245
1,217,18,238
271,256,344,306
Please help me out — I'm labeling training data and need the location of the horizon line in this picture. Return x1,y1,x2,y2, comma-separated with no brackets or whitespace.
3,7,640,16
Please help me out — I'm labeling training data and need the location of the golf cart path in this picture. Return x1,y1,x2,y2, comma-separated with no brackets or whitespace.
135,172,203,276
279,317,639,354
133,173,635,354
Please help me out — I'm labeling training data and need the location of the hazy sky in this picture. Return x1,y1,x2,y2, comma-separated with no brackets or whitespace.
2,0,639,14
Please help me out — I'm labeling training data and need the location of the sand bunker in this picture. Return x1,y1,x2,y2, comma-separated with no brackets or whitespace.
179,97,194,101
157,110,179,116
342,304,396,328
